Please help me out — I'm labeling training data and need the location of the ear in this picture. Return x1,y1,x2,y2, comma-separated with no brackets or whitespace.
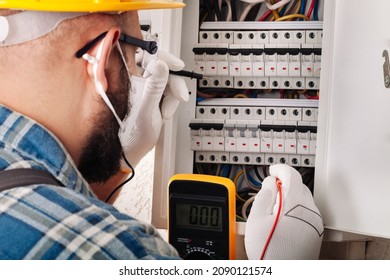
85,27,120,92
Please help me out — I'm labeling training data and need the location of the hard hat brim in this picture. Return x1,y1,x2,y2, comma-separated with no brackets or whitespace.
0,0,185,12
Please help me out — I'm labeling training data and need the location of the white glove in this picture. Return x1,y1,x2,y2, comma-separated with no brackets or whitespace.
244,164,324,260
118,49,189,170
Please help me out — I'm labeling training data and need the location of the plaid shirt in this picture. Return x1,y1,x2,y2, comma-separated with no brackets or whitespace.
0,105,180,259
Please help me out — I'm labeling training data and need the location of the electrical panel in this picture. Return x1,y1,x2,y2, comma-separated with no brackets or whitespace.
151,0,326,257
188,5,323,173
148,1,322,257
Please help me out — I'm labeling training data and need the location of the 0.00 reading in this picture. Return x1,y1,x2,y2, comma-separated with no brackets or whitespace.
189,206,219,227
176,204,222,231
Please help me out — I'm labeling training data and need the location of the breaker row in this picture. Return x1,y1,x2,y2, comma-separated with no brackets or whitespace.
190,119,317,156
198,30,323,44
196,105,318,121
194,43,321,80
195,151,315,167
199,76,320,90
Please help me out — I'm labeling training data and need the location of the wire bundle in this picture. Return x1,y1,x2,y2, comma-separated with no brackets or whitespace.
195,162,314,219
199,0,320,23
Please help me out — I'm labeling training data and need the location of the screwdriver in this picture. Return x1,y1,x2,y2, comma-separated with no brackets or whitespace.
169,70,209,80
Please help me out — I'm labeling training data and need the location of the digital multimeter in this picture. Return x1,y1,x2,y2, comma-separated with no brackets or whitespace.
168,174,236,260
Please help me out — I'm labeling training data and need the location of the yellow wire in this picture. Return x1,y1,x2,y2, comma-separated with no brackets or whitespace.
233,169,247,202
233,93,249,98
294,0,302,14
236,215,246,222
276,14,309,21
270,0,280,19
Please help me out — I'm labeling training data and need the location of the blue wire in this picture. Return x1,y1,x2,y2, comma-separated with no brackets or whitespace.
221,164,230,178
300,0,307,14
225,165,232,177
279,4,288,16
247,170,262,187
299,0,307,21
313,0,319,21
220,164,227,177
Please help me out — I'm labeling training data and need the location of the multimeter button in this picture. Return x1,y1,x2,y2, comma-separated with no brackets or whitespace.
183,251,212,260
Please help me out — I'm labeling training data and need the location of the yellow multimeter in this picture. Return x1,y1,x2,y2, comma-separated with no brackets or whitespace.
167,174,236,260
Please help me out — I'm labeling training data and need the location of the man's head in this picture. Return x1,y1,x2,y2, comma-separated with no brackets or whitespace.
0,11,126,182
0,1,184,183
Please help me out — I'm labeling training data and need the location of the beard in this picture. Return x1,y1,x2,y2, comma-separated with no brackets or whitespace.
77,53,130,184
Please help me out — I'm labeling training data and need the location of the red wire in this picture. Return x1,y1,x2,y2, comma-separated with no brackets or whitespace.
260,178,283,260
307,0,316,18
258,9,272,21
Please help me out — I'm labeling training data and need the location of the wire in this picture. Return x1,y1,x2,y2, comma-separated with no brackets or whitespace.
298,0,306,21
233,93,250,98
239,0,266,4
233,169,248,202
247,171,262,187
221,164,232,178
105,152,135,203
285,0,299,15
269,0,280,19
306,0,316,19
224,0,233,21
265,0,292,10
215,164,222,176
245,3,262,21
203,0,214,21
231,0,237,21
313,0,319,20
293,0,302,14
236,215,247,222
239,3,256,21
241,195,256,220
242,166,262,190
275,13,309,21
263,165,269,177
214,0,223,21
260,178,283,260
278,2,289,16
258,9,272,21
299,0,306,15
253,165,264,181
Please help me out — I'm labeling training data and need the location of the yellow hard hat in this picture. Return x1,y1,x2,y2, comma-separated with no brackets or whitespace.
0,0,185,12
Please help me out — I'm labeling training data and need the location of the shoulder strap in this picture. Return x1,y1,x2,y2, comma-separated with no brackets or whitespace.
0,168,63,192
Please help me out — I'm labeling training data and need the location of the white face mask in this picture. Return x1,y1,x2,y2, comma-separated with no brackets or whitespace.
82,38,124,129
82,39,146,144
115,42,147,132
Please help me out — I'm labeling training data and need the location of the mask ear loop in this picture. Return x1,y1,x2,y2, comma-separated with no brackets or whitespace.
82,38,123,129
116,42,130,74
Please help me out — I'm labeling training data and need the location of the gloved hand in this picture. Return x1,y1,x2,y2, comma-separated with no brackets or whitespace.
118,48,189,171
244,164,324,260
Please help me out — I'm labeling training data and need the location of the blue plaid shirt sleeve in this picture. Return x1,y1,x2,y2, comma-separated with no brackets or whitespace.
0,105,180,260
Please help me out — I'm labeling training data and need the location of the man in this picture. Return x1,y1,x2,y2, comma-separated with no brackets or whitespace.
0,1,185,259
0,1,323,261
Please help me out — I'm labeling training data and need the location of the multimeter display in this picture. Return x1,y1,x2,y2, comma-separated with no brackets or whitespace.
168,174,236,260
175,203,222,231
